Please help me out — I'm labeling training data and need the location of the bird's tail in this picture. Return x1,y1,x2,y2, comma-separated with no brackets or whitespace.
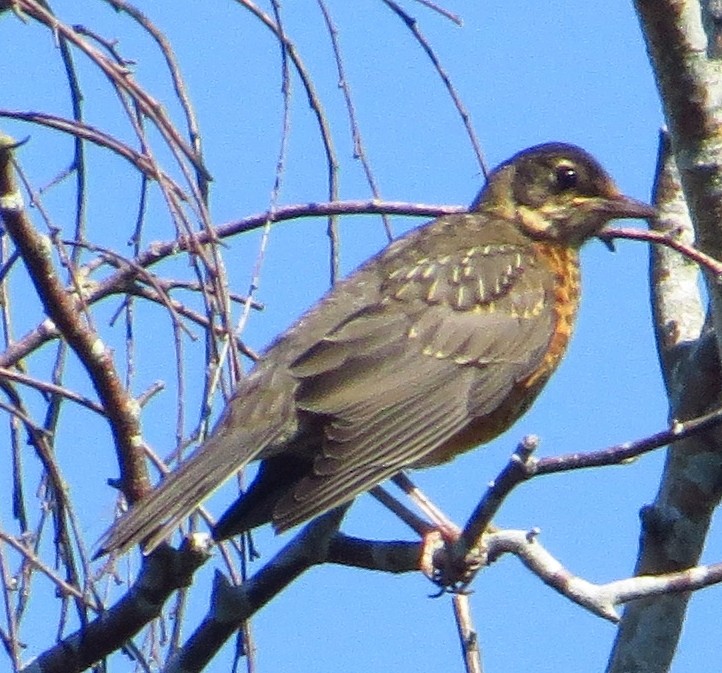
95,416,278,558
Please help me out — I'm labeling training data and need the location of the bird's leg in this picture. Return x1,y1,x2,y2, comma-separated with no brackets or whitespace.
387,473,485,589
369,486,436,536
391,472,461,542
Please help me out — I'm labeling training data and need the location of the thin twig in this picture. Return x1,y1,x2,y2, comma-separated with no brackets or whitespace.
602,226,722,276
457,406,722,575
317,0,393,241
381,0,487,177
452,594,483,673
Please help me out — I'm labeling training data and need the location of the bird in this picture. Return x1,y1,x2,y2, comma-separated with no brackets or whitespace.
97,142,655,557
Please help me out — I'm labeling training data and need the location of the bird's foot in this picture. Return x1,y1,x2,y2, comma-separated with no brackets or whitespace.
419,528,485,594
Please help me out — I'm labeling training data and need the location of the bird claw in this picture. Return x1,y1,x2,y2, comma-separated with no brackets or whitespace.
419,529,485,594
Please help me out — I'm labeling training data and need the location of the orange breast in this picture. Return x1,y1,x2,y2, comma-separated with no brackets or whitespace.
521,242,581,389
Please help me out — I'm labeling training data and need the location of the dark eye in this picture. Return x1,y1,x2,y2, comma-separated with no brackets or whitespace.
555,165,578,191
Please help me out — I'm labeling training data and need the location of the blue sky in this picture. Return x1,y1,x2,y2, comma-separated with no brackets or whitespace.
2,2,714,672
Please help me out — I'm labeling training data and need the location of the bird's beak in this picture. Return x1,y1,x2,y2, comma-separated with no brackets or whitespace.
593,193,655,251
599,192,656,221
571,192,655,248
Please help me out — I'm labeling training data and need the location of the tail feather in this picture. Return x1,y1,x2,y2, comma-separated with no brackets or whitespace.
212,453,312,540
96,421,281,557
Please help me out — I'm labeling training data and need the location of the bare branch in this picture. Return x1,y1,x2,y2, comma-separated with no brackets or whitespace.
0,135,150,504
486,529,722,623
647,130,706,390
452,594,483,673
163,508,347,673
20,543,209,673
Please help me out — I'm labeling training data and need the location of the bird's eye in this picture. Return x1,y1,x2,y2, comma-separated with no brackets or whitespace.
555,165,578,191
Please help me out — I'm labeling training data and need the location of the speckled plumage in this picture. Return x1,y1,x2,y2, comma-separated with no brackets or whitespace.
97,143,654,556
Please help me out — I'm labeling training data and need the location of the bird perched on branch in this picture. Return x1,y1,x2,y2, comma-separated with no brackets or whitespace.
97,143,654,557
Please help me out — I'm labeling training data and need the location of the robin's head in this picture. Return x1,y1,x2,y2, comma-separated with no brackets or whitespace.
473,143,655,246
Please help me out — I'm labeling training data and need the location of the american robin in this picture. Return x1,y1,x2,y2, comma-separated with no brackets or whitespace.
98,143,654,556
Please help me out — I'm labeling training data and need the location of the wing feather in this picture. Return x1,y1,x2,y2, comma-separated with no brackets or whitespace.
272,245,557,530
99,220,568,552
274,385,471,530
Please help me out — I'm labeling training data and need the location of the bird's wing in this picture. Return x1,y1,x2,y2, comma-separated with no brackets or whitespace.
95,259,390,555
274,244,557,531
